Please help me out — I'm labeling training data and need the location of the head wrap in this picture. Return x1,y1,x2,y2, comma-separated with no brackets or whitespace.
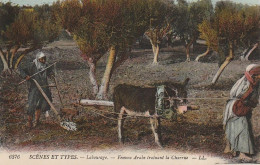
245,64,260,86
33,52,47,71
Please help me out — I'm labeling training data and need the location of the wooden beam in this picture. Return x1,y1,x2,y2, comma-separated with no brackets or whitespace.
79,99,114,107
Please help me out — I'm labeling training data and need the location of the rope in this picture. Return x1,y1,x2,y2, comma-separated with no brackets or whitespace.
82,106,160,121
85,108,141,121
78,96,229,121
165,97,229,100
97,108,160,118
87,108,119,121
78,96,230,121
158,86,228,100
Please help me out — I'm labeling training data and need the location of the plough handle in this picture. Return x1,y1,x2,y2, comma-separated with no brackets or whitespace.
32,78,61,121
18,62,57,85
52,75,63,107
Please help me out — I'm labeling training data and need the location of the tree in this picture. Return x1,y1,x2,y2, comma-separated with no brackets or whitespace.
56,0,149,99
209,1,260,84
173,0,213,61
96,0,150,99
240,5,260,61
0,2,19,74
0,3,60,75
145,0,174,65
53,0,105,96
196,20,218,61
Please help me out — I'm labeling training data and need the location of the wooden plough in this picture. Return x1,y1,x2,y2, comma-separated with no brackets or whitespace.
18,62,77,131
33,79,77,131
79,99,114,107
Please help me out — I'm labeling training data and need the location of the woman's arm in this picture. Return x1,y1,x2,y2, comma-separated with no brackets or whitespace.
18,65,30,79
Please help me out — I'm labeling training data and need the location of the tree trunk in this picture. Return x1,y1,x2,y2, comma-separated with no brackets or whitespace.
0,50,11,74
5,51,9,66
186,38,195,62
87,58,99,96
212,42,234,85
245,43,259,61
96,46,116,100
14,54,25,69
152,43,159,65
9,46,20,69
195,46,210,62
240,48,249,61
148,38,160,65
185,44,191,62
65,29,72,37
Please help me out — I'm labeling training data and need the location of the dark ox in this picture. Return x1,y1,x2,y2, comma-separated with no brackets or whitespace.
113,78,189,147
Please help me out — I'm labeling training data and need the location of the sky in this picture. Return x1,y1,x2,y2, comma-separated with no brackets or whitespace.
1,0,260,6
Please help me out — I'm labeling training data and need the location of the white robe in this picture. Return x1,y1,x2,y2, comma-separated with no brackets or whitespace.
223,76,259,154
223,76,250,126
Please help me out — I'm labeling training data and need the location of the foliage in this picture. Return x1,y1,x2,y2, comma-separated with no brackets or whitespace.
147,0,173,29
56,0,150,98
173,0,213,42
55,0,149,59
100,0,149,51
202,1,260,65
197,1,260,84
52,0,82,33
172,0,189,40
240,5,260,47
2,5,60,47
0,3,60,71
0,2,20,44
198,20,218,51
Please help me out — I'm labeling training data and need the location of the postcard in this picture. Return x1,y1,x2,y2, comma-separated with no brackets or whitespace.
0,0,259,164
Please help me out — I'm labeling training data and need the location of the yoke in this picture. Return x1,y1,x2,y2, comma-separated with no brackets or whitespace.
155,85,177,120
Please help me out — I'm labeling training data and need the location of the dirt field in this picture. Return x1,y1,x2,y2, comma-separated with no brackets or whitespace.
0,40,259,163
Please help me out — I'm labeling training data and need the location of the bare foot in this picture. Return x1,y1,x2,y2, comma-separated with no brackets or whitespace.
224,144,231,154
239,153,253,162
224,141,231,154
45,111,50,118
232,151,237,157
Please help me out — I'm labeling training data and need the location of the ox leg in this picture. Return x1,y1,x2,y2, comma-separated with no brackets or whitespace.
118,107,126,144
150,117,162,148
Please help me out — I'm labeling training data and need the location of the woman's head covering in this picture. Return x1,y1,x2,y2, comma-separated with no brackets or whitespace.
36,52,46,59
33,52,47,71
245,64,260,85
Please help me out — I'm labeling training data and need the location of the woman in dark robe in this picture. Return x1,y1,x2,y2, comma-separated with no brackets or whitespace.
19,52,54,128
